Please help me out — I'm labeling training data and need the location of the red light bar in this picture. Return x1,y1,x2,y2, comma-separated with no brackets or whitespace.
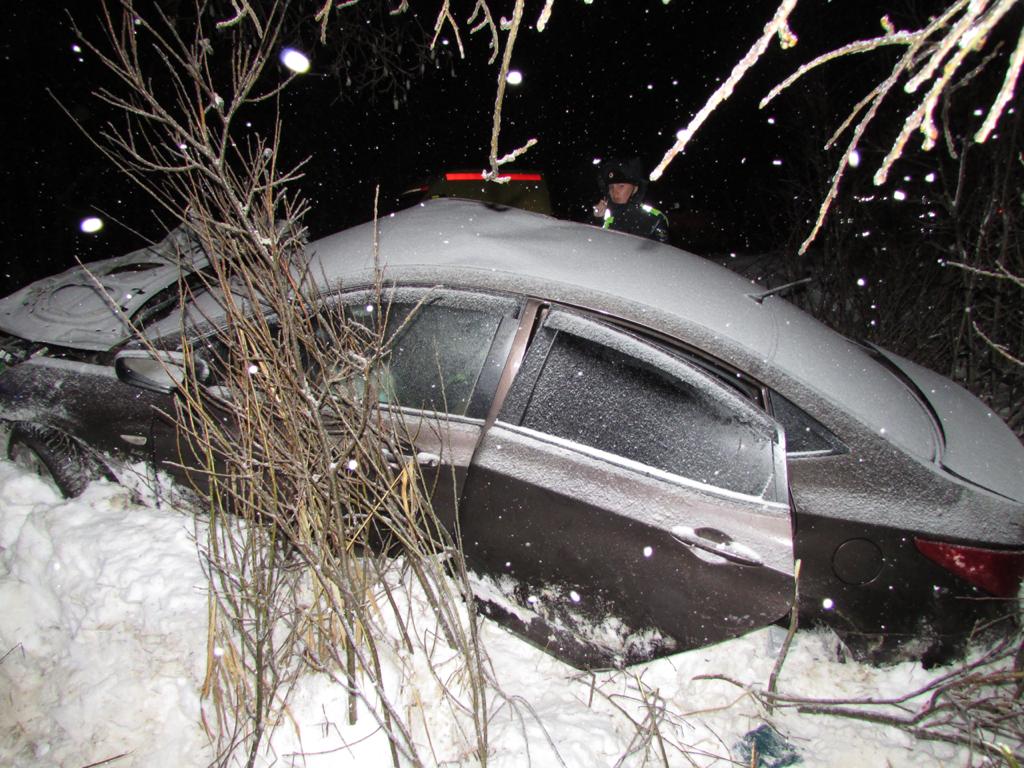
445,172,542,182
915,538,1024,597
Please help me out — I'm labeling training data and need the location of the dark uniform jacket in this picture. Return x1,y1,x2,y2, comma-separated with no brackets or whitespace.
603,200,670,243
597,157,671,243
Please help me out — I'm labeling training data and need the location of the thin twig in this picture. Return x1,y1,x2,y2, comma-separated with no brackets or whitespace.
488,0,527,175
650,0,799,181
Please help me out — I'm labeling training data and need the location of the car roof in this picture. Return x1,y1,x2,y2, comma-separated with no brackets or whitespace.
309,199,939,462
8,199,1019,500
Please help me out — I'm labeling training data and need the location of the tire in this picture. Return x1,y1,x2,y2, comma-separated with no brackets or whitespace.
7,422,108,498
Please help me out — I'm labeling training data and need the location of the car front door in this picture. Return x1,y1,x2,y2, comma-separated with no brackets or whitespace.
142,287,524,528
459,307,794,667
342,288,524,531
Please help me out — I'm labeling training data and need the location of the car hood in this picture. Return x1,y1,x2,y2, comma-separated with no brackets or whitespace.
873,348,1024,502
0,228,207,352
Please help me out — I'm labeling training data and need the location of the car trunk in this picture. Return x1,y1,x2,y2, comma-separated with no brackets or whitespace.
872,347,1024,503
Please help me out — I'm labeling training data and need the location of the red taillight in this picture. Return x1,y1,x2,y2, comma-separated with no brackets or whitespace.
915,538,1024,598
444,172,542,181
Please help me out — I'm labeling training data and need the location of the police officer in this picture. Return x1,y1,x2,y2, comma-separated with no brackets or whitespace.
593,157,670,243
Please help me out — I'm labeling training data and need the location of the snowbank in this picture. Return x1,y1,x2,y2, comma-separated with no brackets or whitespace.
0,460,987,766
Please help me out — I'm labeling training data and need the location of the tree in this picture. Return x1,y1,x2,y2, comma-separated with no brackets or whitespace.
646,0,1024,431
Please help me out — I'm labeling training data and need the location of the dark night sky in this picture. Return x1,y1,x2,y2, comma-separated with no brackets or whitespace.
0,1,946,293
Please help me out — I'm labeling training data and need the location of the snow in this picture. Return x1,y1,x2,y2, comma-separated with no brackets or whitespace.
0,463,211,766
0,459,999,767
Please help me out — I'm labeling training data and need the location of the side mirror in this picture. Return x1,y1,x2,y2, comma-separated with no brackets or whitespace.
114,349,208,394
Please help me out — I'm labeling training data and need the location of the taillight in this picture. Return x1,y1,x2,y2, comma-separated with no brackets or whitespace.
915,538,1024,598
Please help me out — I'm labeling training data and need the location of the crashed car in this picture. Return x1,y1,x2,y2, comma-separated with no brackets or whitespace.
2,199,1022,667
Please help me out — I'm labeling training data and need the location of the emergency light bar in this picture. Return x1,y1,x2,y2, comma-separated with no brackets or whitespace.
445,172,543,182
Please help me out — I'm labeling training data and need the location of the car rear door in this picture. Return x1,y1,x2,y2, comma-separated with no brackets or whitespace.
459,307,794,667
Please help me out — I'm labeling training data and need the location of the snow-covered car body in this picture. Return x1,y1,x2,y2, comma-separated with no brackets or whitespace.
2,200,1022,666
0,226,208,352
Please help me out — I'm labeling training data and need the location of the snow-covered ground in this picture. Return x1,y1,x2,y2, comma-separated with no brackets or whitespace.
0,458,1007,767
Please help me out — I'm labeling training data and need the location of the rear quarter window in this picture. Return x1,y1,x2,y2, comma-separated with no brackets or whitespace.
769,391,847,457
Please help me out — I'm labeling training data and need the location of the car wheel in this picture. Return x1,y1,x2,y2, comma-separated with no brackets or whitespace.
7,423,108,497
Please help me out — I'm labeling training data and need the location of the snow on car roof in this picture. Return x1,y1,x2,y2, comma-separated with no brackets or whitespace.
309,199,939,466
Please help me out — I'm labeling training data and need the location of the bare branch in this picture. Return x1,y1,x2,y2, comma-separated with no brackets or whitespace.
766,559,801,713
650,0,799,181
759,0,1024,252
216,0,264,35
761,30,921,110
432,0,465,59
488,0,530,175
904,0,981,93
947,259,1024,290
537,0,556,33
873,0,1021,185
971,319,1024,367
468,0,499,64
976,20,1024,141
493,137,538,169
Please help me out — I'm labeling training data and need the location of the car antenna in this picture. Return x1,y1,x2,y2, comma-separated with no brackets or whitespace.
747,277,812,304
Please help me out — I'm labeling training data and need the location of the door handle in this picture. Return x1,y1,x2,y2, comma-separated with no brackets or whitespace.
671,526,764,567
381,447,440,469
412,451,440,467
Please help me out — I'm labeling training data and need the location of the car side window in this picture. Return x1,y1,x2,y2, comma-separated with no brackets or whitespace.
346,290,519,418
505,311,784,501
769,391,847,457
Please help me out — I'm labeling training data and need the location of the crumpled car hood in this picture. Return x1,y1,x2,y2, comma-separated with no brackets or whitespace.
0,228,207,352
874,347,1024,503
